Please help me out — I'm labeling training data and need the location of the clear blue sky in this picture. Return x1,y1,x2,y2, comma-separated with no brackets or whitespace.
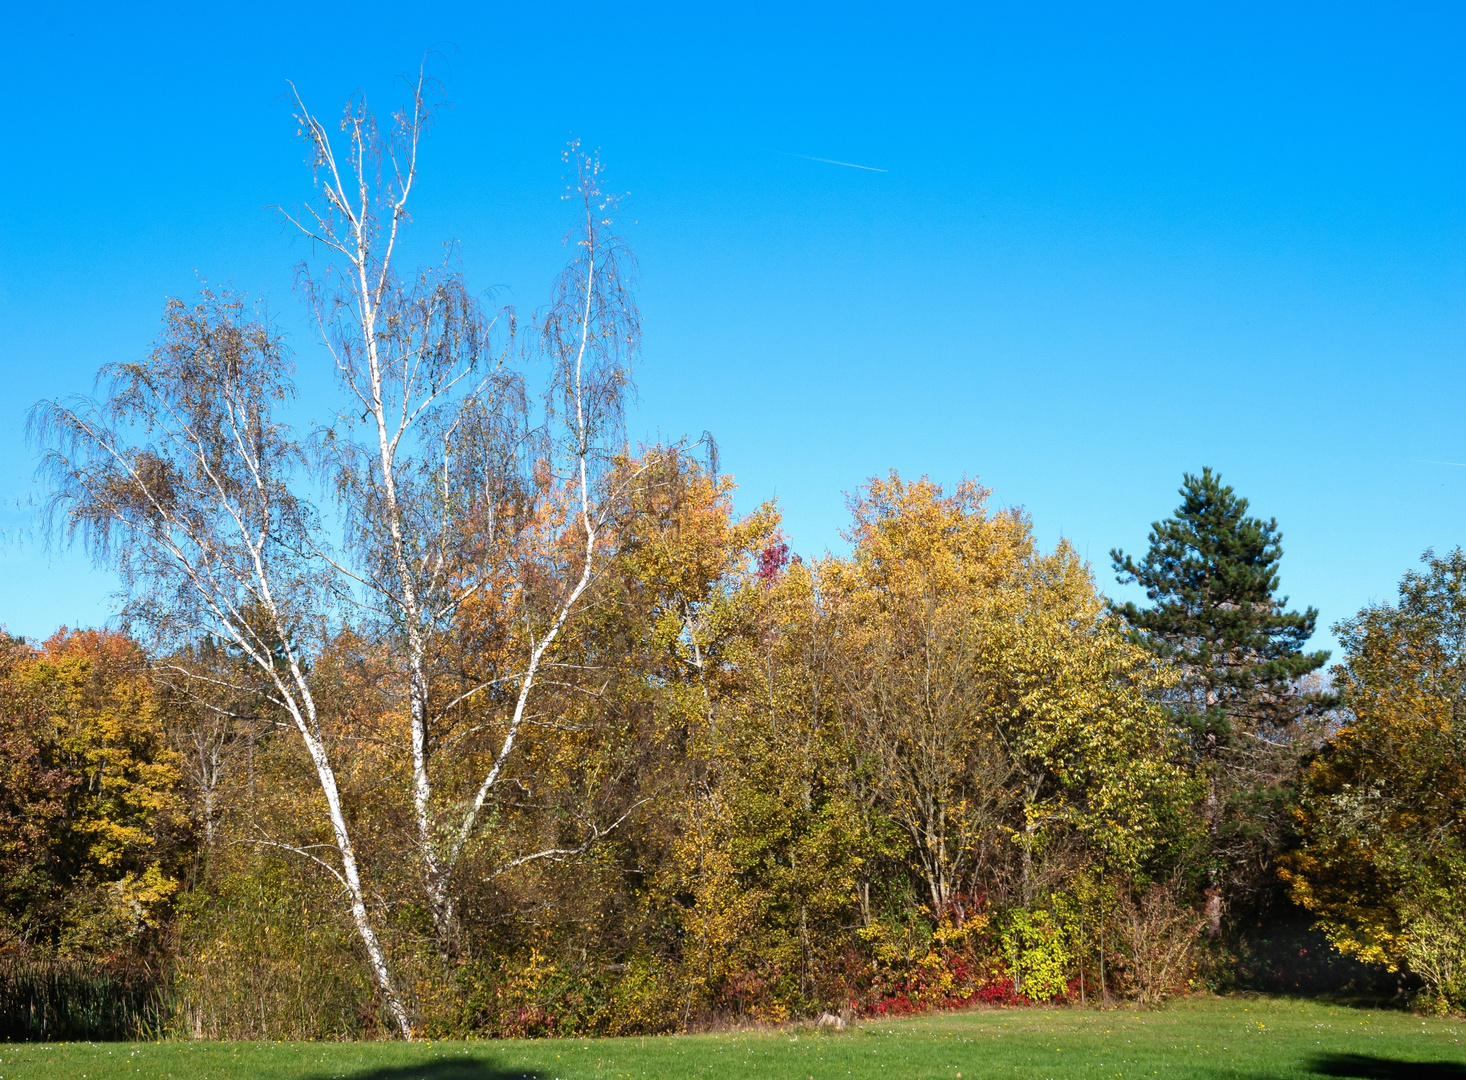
2,2,1462,656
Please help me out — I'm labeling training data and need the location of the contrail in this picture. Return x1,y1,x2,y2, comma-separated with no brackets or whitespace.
780,151,887,173
1415,458,1466,467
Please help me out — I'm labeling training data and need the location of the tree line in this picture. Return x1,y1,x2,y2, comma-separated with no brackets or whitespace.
3,76,1463,1039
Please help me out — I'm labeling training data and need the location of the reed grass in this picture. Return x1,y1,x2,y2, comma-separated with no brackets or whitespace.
0,957,169,1041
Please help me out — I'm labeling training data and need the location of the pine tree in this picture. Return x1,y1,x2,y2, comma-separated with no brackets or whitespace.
1111,467,1332,937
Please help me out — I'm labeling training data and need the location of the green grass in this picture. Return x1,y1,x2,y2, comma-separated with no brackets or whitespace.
0,997,1462,1080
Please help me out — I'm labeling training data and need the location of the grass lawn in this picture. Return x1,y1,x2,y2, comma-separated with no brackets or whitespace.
1,996,1462,1080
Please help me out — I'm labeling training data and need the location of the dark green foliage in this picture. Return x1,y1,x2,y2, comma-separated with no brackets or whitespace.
1111,468,1334,934
1111,466,1331,749
1213,915,1401,997
0,956,170,1040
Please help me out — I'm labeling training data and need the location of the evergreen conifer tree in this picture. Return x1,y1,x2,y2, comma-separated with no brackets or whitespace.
1111,467,1332,938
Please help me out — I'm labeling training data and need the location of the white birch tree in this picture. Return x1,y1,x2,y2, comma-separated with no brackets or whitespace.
32,64,647,1032
283,69,646,948
28,292,417,1036
281,70,526,946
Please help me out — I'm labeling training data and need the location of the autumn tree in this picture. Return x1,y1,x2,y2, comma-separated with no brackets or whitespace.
425,145,648,950
395,447,788,1032
1285,549,1466,1012
0,629,186,958
839,475,1187,923
833,476,1025,916
670,533,871,1020
287,72,649,957
153,633,283,855
1112,467,1331,935
0,630,66,953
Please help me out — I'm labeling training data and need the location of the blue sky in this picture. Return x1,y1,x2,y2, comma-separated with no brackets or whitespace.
2,2,1462,654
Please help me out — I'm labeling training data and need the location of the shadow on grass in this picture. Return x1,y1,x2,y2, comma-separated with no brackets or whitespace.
1307,1052,1466,1079
302,1061,541,1080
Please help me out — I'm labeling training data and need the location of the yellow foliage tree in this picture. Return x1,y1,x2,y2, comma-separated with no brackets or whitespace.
835,473,1189,917
1285,549,1466,1010
0,628,186,958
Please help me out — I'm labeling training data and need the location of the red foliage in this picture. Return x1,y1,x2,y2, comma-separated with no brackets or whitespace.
755,541,791,585
855,899,1032,1018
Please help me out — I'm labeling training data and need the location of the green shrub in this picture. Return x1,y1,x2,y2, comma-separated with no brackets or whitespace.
1000,908,1072,1001
1403,906,1466,1015
169,857,371,1039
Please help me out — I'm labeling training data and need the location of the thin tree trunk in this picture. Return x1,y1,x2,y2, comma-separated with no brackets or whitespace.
292,705,414,1039
1205,774,1223,940
1079,913,1086,1006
